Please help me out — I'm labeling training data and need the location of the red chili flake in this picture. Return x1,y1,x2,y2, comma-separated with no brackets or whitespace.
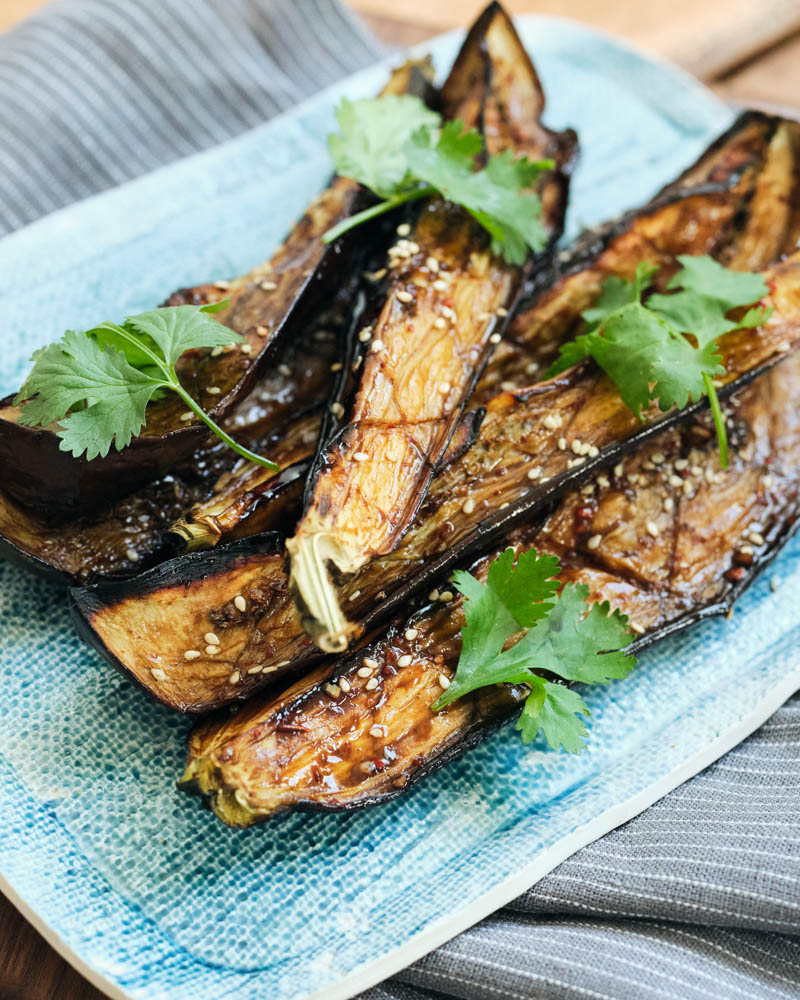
725,566,747,582
443,296,454,308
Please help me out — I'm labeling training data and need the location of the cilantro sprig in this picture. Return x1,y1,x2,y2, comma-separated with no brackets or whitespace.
432,547,636,753
548,255,772,467
323,95,553,265
14,301,279,470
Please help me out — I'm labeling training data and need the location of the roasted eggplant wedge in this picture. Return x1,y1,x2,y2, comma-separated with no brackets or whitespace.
0,290,343,584
70,250,800,714
286,4,578,653
68,135,800,714
0,59,434,521
180,350,800,824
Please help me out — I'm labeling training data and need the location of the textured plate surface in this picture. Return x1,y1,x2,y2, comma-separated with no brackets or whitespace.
2,16,799,1000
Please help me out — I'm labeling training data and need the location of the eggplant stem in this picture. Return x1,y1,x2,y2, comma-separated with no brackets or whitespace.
287,533,353,653
170,516,222,552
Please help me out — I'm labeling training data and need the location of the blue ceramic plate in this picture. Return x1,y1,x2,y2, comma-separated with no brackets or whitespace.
2,16,799,1000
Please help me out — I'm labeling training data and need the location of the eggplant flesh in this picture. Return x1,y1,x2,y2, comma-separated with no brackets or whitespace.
180,350,800,825
0,59,435,521
286,3,578,654
68,142,800,714
0,296,341,584
169,110,796,555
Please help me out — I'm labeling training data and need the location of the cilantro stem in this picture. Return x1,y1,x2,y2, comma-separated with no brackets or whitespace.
702,372,728,469
173,385,279,471
321,185,436,244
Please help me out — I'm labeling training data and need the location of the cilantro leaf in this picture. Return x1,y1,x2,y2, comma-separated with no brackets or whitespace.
14,302,278,470
328,95,440,198
518,679,590,753
547,255,772,464
323,94,553,264
432,547,636,754
669,253,769,308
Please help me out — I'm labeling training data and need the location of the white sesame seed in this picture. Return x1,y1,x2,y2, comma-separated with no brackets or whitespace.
500,381,517,392
438,673,451,689
396,222,411,236
211,345,224,357
426,256,439,272
439,590,454,602
495,307,508,317
349,590,361,601
500,501,510,509
363,657,379,669
668,474,683,488
433,279,448,292
366,677,379,690
256,325,269,337
777,340,791,352
357,666,372,678
353,451,369,462
740,544,754,556
330,362,343,372
646,520,660,538
763,474,774,488
126,548,139,562
438,382,451,395
214,280,230,290
234,595,247,612
663,497,675,513
339,678,351,693
184,650,201,661
489,332,502,344
630,621,646,635
597,474,610,488
260,280,278,291
229,670,241,684
462,497,475,514
397,654,412,667
396,290,413,303
571,439,584,455
614,461,624,477
325,683,341,699
205,645,219,656
358,326,373,342
629,473,641,485
240,343,252,355
369,725,385,738
527,467,541,481
580,483,595,496
434,317,447,329
330,401,345,418
558,437,567,451
151,668,166,681
651,451,665,465
525,361,540,376
674,458,688,471
587,445,599,458
429,589,440,602
278,363,292,377
405,628,418,641
371,339,385,352
748,532,765,546
587,534,602,550
543,413,563,430
206,386,221,395
247,666,263,675
406,241,420,254
442,306,456,320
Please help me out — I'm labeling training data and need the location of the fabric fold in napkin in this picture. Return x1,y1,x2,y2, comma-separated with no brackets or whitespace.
1,2,798,999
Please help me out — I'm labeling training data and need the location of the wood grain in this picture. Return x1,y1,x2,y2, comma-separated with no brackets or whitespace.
0,2,798,999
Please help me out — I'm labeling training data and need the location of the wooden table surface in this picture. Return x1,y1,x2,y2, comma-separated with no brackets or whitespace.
2,1,800,998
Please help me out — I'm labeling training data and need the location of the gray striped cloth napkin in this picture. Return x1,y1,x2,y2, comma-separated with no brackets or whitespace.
1,3,798,998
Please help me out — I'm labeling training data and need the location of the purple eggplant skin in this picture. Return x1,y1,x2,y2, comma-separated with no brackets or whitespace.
179,350,800,826
0,60,436,522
